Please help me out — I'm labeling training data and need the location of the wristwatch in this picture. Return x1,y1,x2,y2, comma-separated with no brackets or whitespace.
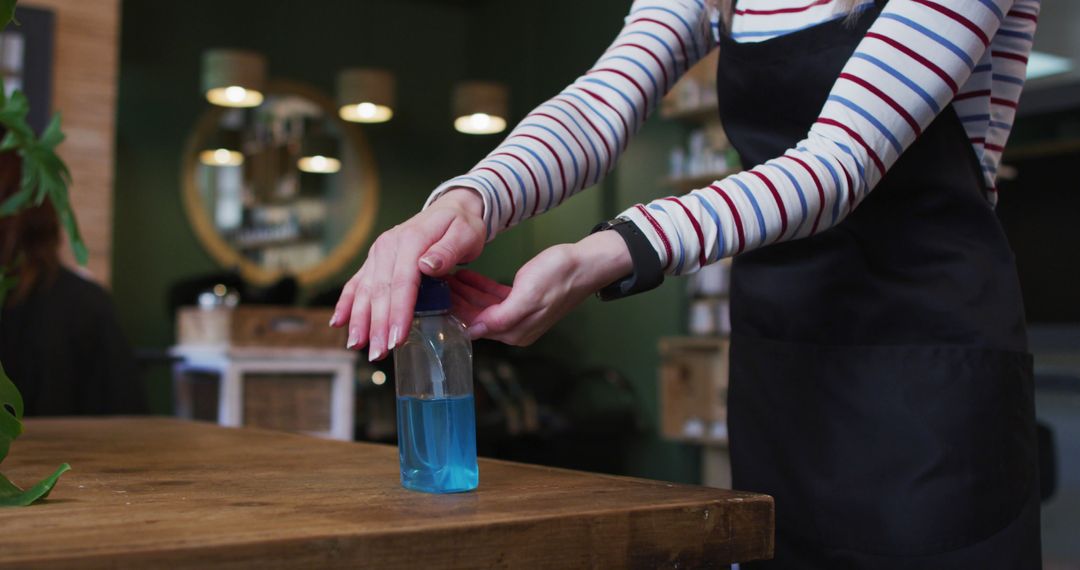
590,217,664,301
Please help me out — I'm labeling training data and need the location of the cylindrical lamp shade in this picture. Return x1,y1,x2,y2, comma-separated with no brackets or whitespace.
298,133,341,174
199,148,244,167
199,128,245,166
337,68,395,123
202,49,267,108
452,81,508,134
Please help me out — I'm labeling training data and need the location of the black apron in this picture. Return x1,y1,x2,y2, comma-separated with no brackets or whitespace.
717,4,1042,568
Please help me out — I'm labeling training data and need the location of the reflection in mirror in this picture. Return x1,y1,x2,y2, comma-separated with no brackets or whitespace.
186,82,376,285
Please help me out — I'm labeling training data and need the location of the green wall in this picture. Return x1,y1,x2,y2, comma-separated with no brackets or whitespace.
114,0,700,483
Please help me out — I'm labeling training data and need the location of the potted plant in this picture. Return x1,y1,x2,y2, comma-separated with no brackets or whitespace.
0,0,82,506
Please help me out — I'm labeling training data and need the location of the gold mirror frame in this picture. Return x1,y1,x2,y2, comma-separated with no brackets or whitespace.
182,79,379,287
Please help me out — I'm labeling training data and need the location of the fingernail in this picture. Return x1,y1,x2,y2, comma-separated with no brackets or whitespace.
368,345,383,362
346,329,359,349
419,256,442,271
467,323,488,340
388,325,400,350
329,311,339,327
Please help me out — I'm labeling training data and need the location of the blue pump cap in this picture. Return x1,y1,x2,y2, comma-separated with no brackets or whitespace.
415,275,451,313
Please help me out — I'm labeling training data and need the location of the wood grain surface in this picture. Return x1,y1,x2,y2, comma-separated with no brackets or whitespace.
0,418,773,569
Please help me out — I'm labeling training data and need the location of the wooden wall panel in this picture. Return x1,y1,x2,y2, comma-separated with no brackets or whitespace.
23,0,120,286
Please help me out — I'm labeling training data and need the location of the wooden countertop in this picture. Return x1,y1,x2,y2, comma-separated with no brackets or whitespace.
0,418,773,569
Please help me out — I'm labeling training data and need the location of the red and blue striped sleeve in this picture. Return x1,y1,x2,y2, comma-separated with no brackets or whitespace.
620,0,1035,275
426,0,1036,277
425,0,718,241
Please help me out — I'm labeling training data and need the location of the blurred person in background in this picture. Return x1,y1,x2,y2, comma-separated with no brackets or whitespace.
0,139,144,415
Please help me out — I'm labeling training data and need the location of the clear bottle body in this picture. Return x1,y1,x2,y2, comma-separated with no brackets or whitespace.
393,309,477,493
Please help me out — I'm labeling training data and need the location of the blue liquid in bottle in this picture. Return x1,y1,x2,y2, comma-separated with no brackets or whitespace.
396,395,478,493
394,275,478,494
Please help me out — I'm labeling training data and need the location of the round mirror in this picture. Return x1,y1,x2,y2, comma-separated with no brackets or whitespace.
182,80,378,286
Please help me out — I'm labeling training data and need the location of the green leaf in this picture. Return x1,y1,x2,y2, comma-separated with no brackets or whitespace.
0,414,18,463
0,94,33,146
0,411,21,463
0,89,30,123
57,207,88,266
0,117,32,148
16,156,39,204
38,113,64,150
0,129,18,152
34,156,61,206
0,118,30,148
57,156,72,186
0,362,23,420
0,464,70,507
0,180,32,216
1,0,16,31
0,359,24,463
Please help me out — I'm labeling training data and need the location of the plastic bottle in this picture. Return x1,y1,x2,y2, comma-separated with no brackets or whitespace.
393,276,478,493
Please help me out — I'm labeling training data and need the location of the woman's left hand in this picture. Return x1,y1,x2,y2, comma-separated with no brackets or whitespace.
450,230,632,346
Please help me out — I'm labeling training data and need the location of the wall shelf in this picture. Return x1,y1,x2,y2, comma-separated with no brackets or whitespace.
234,235,319,251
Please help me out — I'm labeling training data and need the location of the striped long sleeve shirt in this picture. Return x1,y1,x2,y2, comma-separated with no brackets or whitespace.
426,0,1039,275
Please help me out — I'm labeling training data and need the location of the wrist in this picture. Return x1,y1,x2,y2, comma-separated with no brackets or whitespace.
436,187,484,218
570,230,633,293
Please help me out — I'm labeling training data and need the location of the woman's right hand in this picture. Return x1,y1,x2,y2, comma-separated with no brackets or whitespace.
330,188,486,360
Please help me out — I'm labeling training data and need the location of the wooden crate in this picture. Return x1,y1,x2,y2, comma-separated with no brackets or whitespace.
243,373,334,433
176,308,232,346
658,337,729,444
177,306,345,348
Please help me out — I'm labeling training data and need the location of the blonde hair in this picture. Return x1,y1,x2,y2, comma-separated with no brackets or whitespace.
711,0,864,29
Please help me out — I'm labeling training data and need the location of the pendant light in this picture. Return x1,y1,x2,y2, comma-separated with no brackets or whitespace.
199,128,245,167
202,49,267,108
298,154,341,174
298,128,341,174
337,68,395,123
452,81,508,135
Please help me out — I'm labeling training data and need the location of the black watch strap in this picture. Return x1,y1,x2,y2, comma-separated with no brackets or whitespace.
590,217,664,301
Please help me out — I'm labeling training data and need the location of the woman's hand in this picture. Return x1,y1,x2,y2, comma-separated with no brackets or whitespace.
331,188,485,360
450,230,632,346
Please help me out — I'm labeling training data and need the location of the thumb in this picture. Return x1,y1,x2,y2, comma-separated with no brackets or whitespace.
468,288,534,340
419,218,484,276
